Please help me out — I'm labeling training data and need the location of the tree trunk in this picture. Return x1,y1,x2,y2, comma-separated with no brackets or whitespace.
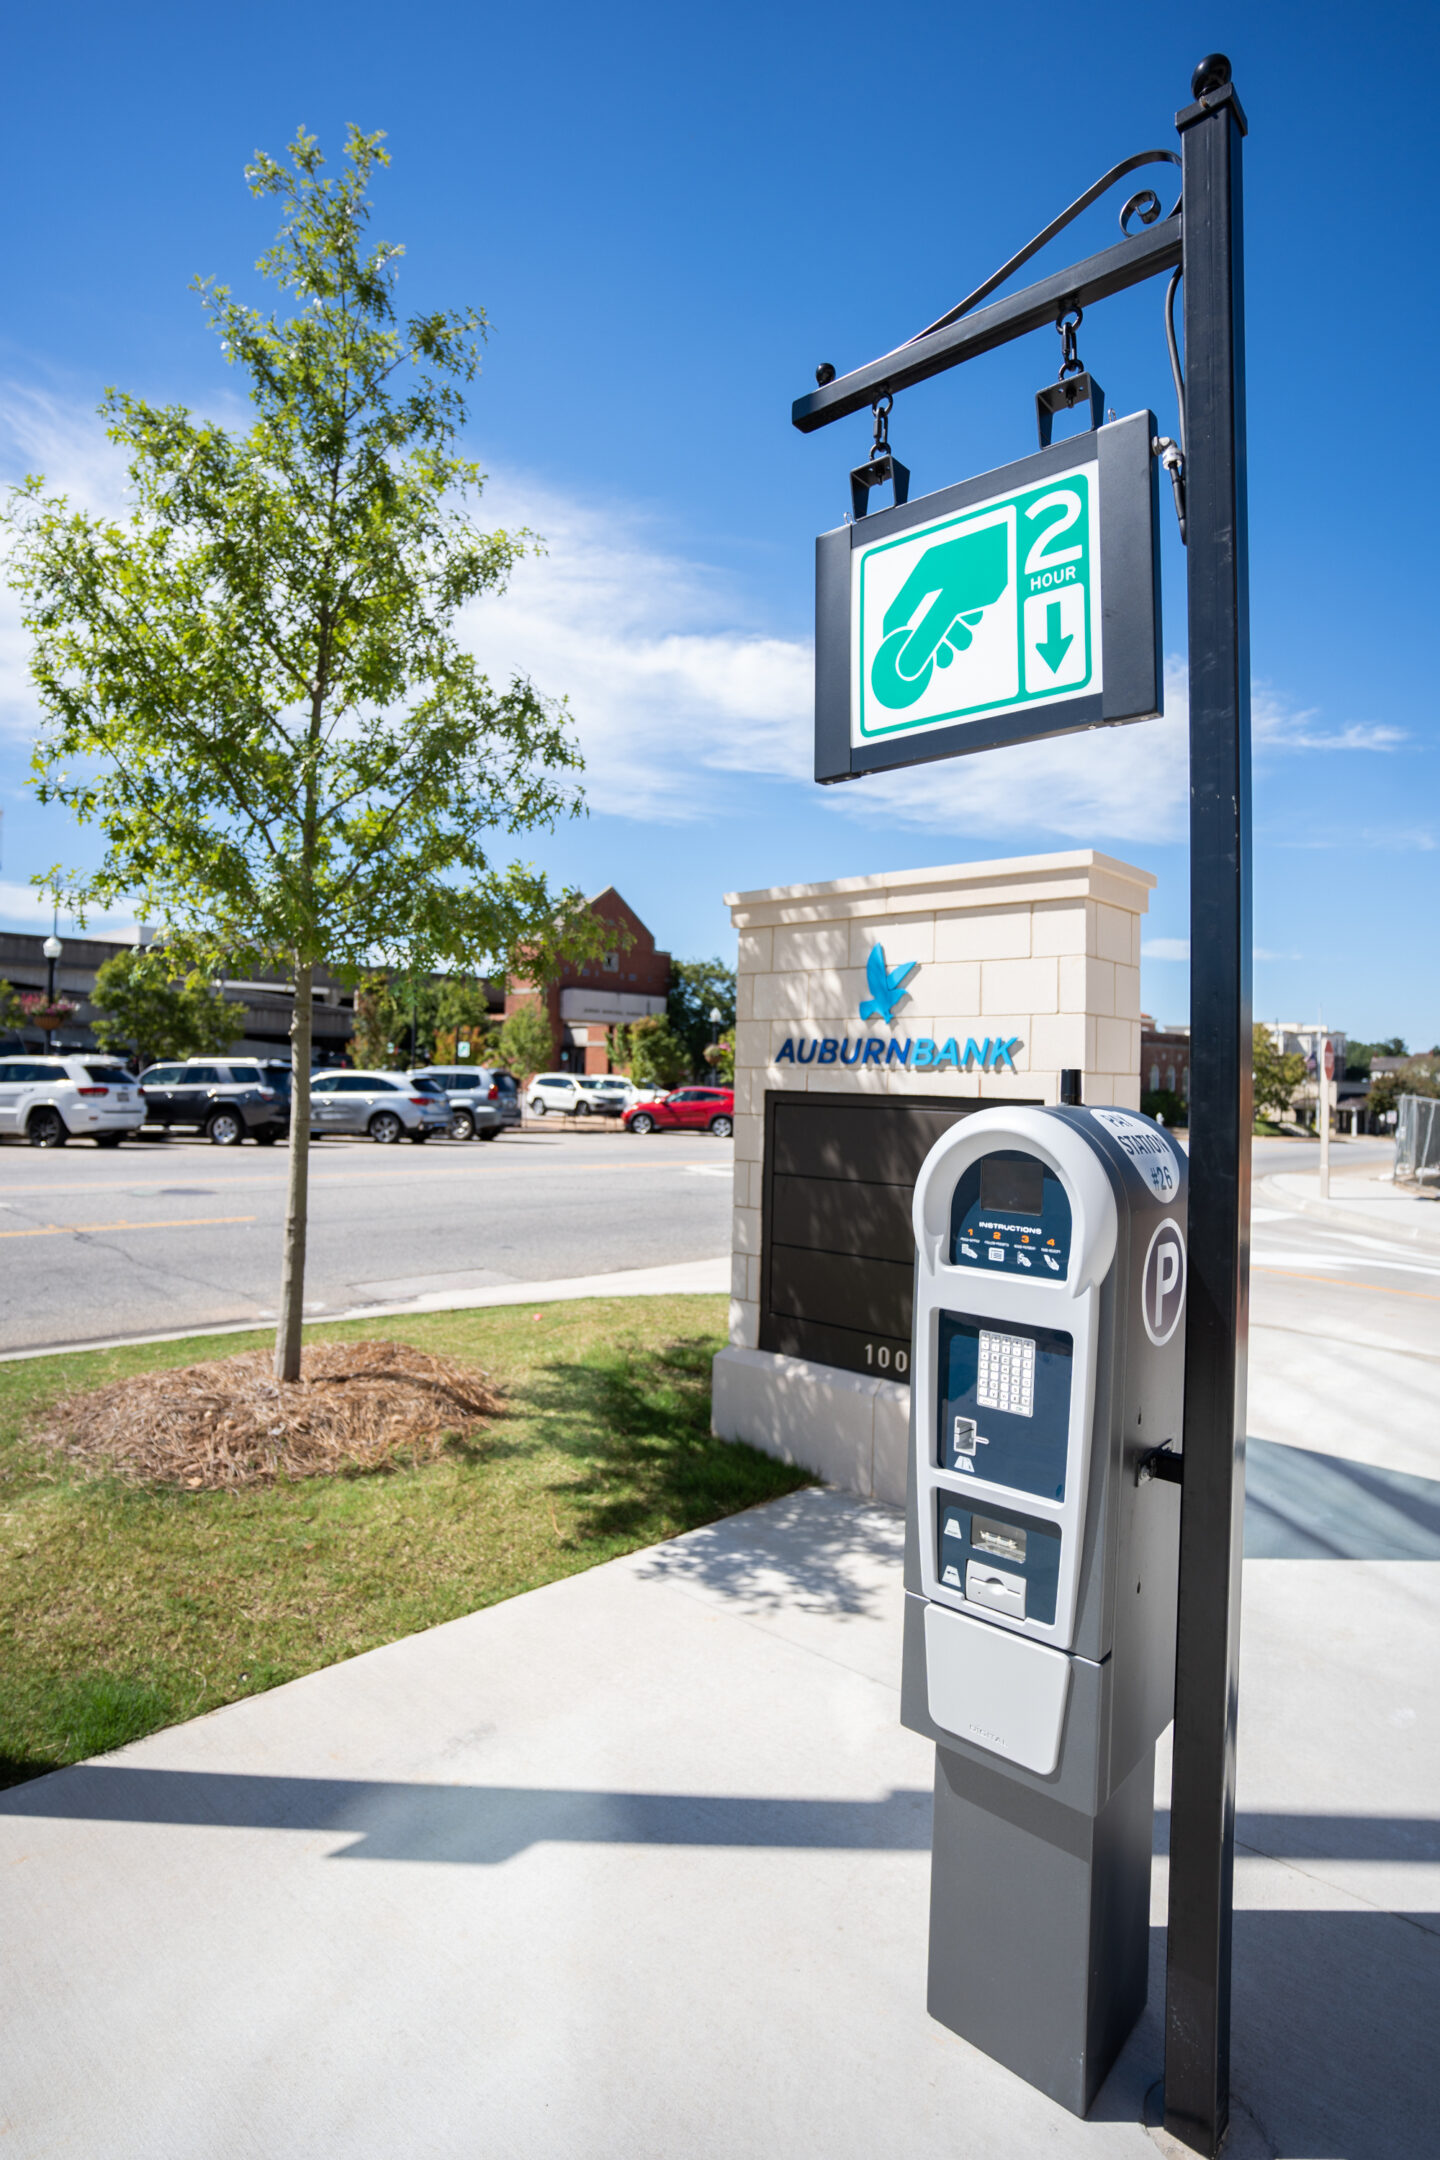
274,959,313,1383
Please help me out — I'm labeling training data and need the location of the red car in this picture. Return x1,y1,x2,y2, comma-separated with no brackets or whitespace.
623,1086,734,1138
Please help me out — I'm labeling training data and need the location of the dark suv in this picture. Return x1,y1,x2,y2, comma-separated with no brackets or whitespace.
138,1058,291,1146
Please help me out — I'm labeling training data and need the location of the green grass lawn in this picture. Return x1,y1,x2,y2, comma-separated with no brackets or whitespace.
0,1295,809,1788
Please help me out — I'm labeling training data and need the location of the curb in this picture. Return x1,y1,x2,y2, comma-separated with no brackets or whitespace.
1257,1172,1440,1252
0,1257,731,1365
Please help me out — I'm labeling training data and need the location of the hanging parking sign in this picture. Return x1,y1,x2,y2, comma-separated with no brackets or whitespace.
814,412,1162,782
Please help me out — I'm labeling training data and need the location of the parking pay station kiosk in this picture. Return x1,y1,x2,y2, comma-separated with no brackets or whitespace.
901,1105,1187,2114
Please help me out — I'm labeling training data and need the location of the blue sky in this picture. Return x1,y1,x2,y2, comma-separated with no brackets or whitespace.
1,1,1434,1043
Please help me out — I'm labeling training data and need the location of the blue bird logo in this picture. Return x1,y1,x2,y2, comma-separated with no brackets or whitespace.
859,945,918,1028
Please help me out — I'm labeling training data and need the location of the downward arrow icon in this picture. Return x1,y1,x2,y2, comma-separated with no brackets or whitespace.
1035,600,1073,674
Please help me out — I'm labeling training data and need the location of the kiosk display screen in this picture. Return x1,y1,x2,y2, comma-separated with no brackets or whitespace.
950,1148,1072,1276
980,1155,1044,1217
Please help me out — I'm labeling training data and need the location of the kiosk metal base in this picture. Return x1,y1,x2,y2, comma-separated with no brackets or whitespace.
927,1739,1156,2116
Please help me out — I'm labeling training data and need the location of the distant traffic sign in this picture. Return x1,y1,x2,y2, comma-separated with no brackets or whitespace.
815,411,1162,783
1323,1038,1334,1081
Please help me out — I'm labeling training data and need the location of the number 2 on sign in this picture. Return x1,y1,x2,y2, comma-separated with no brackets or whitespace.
1023,490,1083,577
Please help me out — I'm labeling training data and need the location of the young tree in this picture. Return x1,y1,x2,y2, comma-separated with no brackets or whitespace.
1251,1024,1307,1124
627,1013,689,1090
350,975,402,1068
498,1000,556,1081
430,975,499,1064
90,949,239,1069
5,128,600,1378
667,957,737,1077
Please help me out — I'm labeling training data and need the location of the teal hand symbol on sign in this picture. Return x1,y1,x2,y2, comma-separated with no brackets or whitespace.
870,522,1011,710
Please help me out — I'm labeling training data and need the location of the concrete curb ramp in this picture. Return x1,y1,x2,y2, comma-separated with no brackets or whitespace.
1259,1169,1440,1251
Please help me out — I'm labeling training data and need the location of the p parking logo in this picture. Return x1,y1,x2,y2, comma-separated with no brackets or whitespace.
1142,1219,1187,1347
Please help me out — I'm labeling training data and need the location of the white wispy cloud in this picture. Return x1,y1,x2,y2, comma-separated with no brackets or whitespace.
1141,937,1190,961
0,388,1412,852
1252,685,1405,752
0,877,139,935
454,471,813,819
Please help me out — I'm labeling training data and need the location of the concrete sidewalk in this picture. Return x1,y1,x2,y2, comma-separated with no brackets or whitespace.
2,1475,1435,2160
1262,1165,1440,1247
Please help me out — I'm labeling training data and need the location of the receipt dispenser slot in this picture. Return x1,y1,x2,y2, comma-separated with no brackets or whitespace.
901,1105,1187,2115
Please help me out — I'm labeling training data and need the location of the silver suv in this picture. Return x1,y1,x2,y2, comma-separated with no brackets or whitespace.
0,1055,145,1148
308,1071,453,1144
409,1066,519,1141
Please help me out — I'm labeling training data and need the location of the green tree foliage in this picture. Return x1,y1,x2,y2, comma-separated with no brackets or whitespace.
1252,1024,1307,1123
1141,1087,1186,1129
350,972,499,1067
0,981,21,1028
4,127,603,1377
90,949,239,1069
431,976,500,1065
627,1013,690,1090
498,1001,556,1080
1367,1059,1440,1121
709,1029,735,1086
1344,1037,1407,1081
667,958,737,1078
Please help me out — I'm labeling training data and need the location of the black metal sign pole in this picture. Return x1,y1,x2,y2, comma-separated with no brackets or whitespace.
1164,58,1252,2159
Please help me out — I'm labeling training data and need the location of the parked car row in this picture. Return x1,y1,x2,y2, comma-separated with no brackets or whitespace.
523,1072,733,1135
0,1052,731,1148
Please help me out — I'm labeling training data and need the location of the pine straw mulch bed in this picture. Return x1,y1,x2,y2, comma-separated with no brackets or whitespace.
36,1339,500,1490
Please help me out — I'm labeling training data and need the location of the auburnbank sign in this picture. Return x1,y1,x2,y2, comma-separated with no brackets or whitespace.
773,946,1023,1073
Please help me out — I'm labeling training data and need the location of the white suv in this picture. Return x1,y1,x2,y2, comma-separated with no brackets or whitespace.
0,1055,145,1148
526,1072,624,1118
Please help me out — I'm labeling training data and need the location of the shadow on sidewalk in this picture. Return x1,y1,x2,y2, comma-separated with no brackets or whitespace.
0,1764,933,1863
1245,1434,1440,1558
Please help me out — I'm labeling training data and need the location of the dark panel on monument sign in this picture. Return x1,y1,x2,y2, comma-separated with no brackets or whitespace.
770,1173,917,1265
767,1245,914,1339
763,1311,912,1375
771,1097,966,1184
760,1091,1036,1380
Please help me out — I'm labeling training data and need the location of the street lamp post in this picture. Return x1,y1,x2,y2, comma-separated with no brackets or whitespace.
708,1006,723,1072
42,934,63,1005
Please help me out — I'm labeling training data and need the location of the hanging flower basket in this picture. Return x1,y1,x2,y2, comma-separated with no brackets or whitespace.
19,993,79,1033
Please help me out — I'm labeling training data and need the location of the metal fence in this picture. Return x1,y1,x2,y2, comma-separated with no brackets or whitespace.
1395,1094,1440,1183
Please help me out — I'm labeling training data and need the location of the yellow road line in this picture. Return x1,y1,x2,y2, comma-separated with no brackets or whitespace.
0,1158,725,1200
0,1214,256,1240
1254,1264,1440,1303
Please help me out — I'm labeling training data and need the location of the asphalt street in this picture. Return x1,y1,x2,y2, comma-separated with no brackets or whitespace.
0,1129,736,1354
1248,1135,1438,1365
0,1127,1434,1377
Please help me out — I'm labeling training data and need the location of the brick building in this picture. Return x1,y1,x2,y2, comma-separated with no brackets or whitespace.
1141,1016,1190,1104
504,888,669,1075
